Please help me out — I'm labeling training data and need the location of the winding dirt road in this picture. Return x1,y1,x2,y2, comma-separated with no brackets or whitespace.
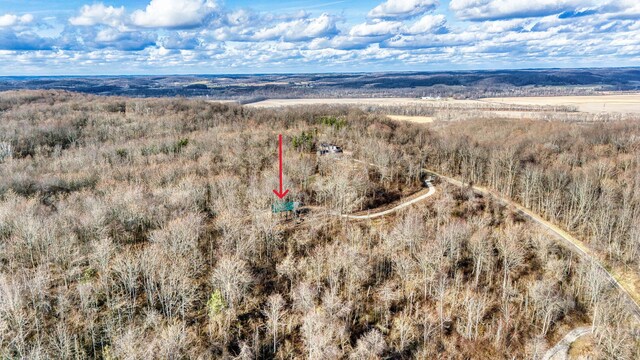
424,168,640,320
542,327,592,360
327,161,632,356
326,156,640,319
339,180,436,220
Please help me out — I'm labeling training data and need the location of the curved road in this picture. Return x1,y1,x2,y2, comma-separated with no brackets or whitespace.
339,180,435,220
333,157,640,318
329,161,636,354
542,327,591,360
424,168,640,320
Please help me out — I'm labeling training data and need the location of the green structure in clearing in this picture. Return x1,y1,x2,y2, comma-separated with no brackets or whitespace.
272,201,300,214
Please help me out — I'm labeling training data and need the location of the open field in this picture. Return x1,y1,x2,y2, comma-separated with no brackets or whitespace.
246,95,640,123
248,95,640,117
386,115,434,123
245,97,473,107
482,94,640,114
245,98,573,119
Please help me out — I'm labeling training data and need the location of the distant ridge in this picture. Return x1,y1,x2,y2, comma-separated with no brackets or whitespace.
1,68,639,99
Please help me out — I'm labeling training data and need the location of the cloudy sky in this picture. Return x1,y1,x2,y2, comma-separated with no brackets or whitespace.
0,0,639,75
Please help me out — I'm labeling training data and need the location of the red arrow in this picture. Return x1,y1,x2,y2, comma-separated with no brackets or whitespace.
273,134,290,199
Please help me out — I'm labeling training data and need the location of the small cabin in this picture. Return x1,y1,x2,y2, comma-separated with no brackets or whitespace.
272,201,300,214
317,143,343,155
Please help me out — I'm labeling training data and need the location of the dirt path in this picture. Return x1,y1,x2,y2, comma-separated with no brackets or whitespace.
339,180,435,220
321,163,630,359
318,159,640,320
424,168,640,320
542,327,592,360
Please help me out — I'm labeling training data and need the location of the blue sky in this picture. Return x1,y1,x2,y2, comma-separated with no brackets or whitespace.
0,0,639,75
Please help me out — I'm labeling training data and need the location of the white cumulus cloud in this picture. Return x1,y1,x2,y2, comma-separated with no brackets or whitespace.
20,14,34,24
5,0,640,73
407,14,447,34
253,13,337,41
131,0,218,28
449,0,607,21
368,0,438,19
349,20,403,37
95,28,123,42
69,4,126,27
0,13,34,27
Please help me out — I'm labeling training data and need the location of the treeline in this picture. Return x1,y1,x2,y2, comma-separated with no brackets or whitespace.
363,102,579,114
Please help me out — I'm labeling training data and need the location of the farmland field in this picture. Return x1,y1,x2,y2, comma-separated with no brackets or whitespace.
386,115,434,123
246,97,482,107
481,94,640,114
249,95,640,115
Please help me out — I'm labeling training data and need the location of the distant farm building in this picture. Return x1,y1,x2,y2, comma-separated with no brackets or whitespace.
317,143,343,155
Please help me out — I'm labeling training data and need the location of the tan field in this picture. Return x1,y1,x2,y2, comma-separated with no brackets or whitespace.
481,94,640,114
207,99,241,104
386,115,434,123
246,97,482,107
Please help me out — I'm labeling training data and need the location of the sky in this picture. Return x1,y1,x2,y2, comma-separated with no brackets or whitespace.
0,0,639,75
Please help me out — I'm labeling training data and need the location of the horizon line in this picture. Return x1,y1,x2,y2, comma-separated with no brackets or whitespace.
1,65,639,78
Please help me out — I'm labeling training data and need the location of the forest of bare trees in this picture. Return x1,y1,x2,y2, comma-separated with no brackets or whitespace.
425,120,640,267
0,91,639,359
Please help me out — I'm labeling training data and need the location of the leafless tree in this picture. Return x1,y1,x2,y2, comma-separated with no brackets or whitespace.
458,289,487,340
292,281,317,313
111,252,140,307
392,311,416,352
149,213,203,259
468,228,492,288
156,321,190,360
529,280,572,336
497,226,525,298
211,256,254,308
263,293,286,353
436,276,448,332
350,329,387,359
0,142,11,163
